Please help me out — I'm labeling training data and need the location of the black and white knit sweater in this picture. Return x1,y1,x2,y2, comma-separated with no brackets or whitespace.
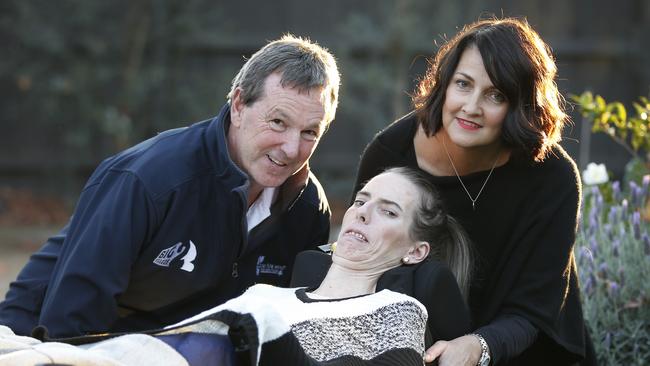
165,284,428,365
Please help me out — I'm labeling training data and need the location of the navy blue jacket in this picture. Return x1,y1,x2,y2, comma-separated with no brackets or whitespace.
0,104,330,337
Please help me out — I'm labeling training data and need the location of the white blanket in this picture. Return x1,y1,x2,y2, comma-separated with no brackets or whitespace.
0,325,188,366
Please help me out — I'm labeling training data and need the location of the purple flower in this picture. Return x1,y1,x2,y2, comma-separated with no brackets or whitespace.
604,224,614,241
642,175,650,195
619,225,627,238
632,211,642,240
611,239,620,257
608,207,618,226
603,332,611,349
618,268,626,287
598,262,609,279
608,281,620,297
588,211,599,235
643,233,650,256
582,275,594,296
591,186,600,196
612,181,622,202
631,184,644,207
576,246,585,263
589,237,599,257
629,181,639,203
621,199,629,221
580,246,594,266
595,193,604,213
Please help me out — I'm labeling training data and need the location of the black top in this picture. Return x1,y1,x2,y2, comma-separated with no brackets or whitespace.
290,250,472,349
352,113,589,365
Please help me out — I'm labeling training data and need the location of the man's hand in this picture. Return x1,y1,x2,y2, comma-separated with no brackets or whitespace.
424,334,482,365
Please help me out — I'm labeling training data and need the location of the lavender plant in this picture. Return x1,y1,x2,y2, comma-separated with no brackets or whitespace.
576,175,650,364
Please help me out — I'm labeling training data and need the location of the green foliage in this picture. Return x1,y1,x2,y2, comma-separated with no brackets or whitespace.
333,0,454,144
1,1,230,161
572,92,650,161
576,179,650,364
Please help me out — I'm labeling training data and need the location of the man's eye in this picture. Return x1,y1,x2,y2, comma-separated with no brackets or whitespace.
269,119,285,130
382,209,397,217
353,199,365,207
301,130,319,141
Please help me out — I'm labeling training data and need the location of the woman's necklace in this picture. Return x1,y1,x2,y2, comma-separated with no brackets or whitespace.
440,137,500,211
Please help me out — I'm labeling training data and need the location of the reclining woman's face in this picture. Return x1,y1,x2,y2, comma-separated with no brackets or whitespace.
333,171,424,273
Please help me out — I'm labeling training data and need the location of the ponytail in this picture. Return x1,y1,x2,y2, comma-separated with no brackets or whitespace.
383,167,474,300
441,215,473,300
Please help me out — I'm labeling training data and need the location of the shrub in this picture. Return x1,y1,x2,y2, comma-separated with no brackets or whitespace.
572,92,650,186
576,176,650,364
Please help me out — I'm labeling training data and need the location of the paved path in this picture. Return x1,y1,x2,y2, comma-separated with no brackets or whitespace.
0,226,58,298
0,250,31,296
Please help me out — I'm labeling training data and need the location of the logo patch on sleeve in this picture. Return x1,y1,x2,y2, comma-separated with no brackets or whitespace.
154,240,197,272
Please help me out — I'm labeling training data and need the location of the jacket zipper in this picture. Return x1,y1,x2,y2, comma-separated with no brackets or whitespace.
231,262,239,278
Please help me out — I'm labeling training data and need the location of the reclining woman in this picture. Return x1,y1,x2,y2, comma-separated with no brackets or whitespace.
0,167,473,366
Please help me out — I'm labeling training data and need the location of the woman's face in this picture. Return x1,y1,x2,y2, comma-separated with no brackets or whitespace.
333,172,422,273
441,45,509,150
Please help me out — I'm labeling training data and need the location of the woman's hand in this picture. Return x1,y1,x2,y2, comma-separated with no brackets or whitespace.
424,334,482,365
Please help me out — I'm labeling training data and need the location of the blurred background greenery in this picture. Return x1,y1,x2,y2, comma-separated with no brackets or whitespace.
1,1,649,361
2,0,649,205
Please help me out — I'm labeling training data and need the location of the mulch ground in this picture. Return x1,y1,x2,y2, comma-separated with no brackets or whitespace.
0,187,70,227
0,186,70,296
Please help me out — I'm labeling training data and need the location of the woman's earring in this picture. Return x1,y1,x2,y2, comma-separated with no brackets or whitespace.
402,256,410,264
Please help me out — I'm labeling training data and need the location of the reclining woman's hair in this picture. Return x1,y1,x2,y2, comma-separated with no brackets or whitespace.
386,167,473,299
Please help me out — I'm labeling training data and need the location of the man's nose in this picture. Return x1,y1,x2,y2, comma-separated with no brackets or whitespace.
281,132,300,159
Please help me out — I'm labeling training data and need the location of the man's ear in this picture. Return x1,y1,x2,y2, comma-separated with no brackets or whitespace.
230,88,245,128
407,241,430,264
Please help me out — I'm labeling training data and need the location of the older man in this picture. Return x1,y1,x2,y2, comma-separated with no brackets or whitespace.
0,35,340,338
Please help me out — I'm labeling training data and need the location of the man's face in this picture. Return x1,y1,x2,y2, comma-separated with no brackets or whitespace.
228,73,328,194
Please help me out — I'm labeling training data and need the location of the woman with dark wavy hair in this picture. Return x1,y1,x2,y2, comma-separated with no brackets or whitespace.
353,17,595,365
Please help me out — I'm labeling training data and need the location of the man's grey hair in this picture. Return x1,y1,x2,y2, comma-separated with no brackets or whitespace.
228,34,340,123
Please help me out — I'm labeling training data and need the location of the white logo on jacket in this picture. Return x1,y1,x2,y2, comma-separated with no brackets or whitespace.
153,240,197,272
255,255,286,276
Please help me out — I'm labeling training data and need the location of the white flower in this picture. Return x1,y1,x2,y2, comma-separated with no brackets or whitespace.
582,162,609,185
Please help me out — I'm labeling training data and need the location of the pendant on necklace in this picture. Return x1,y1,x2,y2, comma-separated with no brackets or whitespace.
440,137,500,212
